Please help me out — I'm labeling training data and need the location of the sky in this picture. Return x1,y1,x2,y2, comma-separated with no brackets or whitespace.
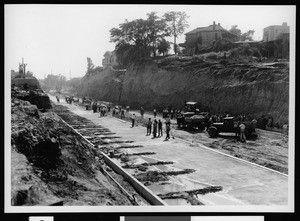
5,4,295,80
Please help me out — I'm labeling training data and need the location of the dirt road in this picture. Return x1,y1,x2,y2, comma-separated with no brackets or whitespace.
50,96,288,206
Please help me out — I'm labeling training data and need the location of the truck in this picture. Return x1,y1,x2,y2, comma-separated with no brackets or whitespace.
207,117,257,139
176,101,209,130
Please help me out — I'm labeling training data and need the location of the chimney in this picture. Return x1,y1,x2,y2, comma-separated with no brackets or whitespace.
213,21,215,30
218,23,220,26
282,22,287,26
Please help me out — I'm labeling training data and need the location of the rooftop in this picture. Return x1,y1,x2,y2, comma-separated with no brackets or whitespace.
185,23,237,36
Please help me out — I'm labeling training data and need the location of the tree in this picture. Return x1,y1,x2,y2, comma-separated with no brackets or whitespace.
163,11,189,54
229,25,242,37
146,12,169,56
26,71,34,77
115,42,151,67
110,19,153,48
241,30,255,41
110,13,169,67
67,77,82,89
229,25,255,41
157,38,170,56
86,57,95,74
44,74,67,91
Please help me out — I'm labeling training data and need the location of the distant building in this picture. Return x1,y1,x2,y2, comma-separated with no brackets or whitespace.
102,51,119,69
179,21,238,55
263,22,289,42
263,23,289,59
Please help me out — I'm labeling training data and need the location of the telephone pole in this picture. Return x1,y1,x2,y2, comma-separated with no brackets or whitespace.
21,57,27,78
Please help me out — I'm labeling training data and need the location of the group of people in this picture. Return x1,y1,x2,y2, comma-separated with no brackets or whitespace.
152,116,174,141
82,98,111,118
162,108,181,119
146,118,163,138
130,113,174,141
65,96,75,104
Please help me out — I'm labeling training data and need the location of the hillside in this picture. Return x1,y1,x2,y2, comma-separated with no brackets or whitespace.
76,56,289,127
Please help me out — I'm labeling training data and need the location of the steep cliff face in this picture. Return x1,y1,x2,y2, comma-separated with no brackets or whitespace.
77,58,289,126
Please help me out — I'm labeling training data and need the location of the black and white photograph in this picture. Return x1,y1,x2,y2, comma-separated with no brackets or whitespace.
4,4,295,213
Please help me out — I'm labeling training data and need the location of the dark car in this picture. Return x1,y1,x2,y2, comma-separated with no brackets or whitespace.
207,117,257,139
177,102,209,130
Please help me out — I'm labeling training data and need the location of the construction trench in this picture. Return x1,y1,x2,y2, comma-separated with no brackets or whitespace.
10,86,289,206
53,103,223,206
47,96,288,206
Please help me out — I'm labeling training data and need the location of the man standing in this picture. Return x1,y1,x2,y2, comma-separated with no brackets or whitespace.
121,109,125,119
165,122,170,141
165,114,171,125
158,119,163,137
146,118,152,135
152,120,158,138
140,107,145,118
92,102,97,113
239,123,246,142
85,100,90,110
170,108,174,119
131,114,136,127
153,109,157,118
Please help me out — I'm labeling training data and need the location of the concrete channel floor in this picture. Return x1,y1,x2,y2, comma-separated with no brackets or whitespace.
50,96,288,206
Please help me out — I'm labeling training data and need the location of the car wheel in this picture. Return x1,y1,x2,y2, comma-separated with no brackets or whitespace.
208,127,218,137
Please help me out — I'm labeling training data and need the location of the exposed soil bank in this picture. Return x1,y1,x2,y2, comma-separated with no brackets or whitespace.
11,91,147,206
76,57,288,126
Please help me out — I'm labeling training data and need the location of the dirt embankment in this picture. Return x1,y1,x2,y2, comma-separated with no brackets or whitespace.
11,89,139,206
76,57,289,127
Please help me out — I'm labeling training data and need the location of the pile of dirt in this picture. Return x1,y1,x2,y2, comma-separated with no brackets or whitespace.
11,92,139,206
157,186,223,205
134,171,169,182
12,86,52,111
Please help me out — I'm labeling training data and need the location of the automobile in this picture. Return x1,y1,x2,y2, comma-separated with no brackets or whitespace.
177,101,209,130
207,117,257,139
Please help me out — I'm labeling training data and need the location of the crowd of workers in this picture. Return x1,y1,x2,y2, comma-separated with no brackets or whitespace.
57,94,287,141
72,98,176,141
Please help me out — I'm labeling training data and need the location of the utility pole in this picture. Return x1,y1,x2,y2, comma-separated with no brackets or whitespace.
21,57,27,78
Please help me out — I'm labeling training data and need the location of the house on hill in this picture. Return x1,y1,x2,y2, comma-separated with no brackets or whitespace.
263,22,289,42
102,51,119,69
179,21,238,55
263,22,290,59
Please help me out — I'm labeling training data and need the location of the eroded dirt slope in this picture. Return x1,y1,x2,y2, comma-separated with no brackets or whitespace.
11,96,137,206
77,57,289,126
